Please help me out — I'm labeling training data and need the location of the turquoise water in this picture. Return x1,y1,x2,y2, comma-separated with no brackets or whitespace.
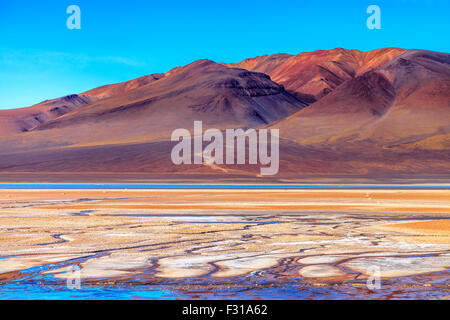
0,256,185,300
2,268,448,300
0,183,449,189
0,283,184,300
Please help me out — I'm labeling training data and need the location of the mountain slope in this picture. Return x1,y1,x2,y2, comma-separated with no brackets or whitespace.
0,59,306,153
270,50,450,149
0,94,93,136
0,73,167,137
83,73,165,99
227,48,407,103
268,70,397,146
265,49,450,177
0,48,448,180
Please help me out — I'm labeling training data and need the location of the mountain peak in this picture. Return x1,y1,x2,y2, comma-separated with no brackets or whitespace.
1,48,448,178
228,47,407,103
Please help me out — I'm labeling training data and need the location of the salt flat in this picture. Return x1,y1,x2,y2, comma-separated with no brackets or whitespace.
0,189,448,299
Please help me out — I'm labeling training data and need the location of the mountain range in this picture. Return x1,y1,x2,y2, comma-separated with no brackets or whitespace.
0,48,449,182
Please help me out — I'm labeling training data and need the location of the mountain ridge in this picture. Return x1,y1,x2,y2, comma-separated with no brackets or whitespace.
0,47,448,180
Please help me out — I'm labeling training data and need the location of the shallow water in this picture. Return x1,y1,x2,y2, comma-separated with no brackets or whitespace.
0,188,448,300
1,264,448,300
0,282,184,300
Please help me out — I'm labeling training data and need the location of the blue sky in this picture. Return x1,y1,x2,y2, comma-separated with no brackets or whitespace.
0,0,449,109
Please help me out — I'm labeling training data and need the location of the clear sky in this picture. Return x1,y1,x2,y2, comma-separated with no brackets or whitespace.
0,0,449,109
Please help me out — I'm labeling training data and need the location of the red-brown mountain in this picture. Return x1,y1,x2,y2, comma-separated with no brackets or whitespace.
0,48,448,181
227,48,406,103
0,60,305,153
269,49,450,177
270,50,450,148
0,94,93,136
